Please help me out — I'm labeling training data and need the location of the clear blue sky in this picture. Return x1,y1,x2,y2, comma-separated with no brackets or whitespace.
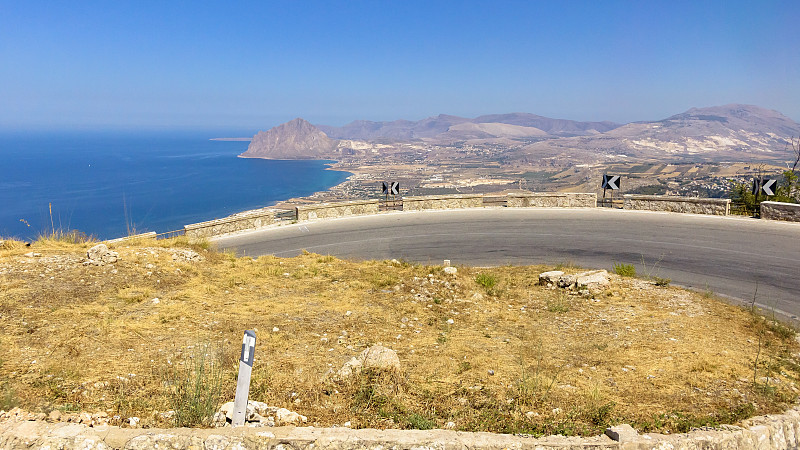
1,0,798,131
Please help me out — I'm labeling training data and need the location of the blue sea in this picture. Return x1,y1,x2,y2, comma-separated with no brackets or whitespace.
0,131,351,240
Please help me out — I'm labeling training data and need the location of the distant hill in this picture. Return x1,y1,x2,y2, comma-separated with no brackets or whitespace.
473,113,620,136
512,104,800,162
318,113,620,141
241,105,800,162
240,118,338,159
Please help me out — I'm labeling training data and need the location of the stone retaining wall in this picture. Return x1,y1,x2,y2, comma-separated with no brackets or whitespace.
507,192,597,208
296,199,380,221
3,405,800,449
402,194,484,211
184,208,277,240
624,194,730,215
761,201,800,222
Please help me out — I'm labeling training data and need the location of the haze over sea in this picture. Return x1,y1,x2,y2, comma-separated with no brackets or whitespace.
0,131,351,240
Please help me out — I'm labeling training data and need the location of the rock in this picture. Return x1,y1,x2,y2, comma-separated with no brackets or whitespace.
446,318,455,324
48,410,61,422
575,270,610,291
444,421,456,429
538,271,564,285
128,416,140,428
360,345,400,372
443,266,457,275
276,408,307,426
336,345,400,380
605,424,640,442
171,249,204,262
87,244,118,264
336,357,363,379
23,252,42,258
556,270,610,290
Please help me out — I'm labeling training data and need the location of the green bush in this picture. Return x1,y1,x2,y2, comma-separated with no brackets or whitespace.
613,263,636,277
474,273,497,290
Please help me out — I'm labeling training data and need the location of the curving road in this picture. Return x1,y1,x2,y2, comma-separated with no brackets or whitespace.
215,208,800,319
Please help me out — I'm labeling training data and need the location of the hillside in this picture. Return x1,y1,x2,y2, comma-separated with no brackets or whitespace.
512,104,800,163
1,236,798,434
240,118,338,159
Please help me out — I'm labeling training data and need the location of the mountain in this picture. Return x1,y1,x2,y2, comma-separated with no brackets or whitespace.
318,114,472,140
473,113,620,136
240,118,338,159
512,104,800,162
318,113,620,141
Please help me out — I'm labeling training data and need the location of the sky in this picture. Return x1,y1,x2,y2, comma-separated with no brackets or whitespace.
1,0,798,131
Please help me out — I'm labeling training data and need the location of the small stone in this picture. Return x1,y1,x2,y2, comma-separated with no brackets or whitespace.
444,421,456,429
272,327,280,332
128,416,140,428
48,410,62,422
605,424,640,442
525,411,539,419
152,298,160,304
444,266,457,275
275,408,307,426
343,421,352,427
488,370,495,376
345,310,352,316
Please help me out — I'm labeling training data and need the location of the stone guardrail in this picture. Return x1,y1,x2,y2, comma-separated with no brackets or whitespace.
624,194,731,216
761,201,800,223
105,232,157,244
181,192,753,241
507,192,597,208
3,404,800,449
402,194,484,211
295,199,380,221
184,208,277,240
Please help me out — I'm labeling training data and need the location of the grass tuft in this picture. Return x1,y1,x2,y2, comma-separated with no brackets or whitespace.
166,343,225,427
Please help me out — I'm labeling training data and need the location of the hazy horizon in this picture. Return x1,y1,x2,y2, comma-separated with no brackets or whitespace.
2,1,798,131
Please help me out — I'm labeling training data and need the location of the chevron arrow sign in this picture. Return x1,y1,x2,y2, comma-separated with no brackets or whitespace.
752,179,777,196
602,175,620,190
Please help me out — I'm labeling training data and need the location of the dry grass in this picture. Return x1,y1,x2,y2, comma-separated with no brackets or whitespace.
0,237,798,436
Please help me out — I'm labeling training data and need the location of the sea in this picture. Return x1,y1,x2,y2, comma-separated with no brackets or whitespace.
0,130,352,241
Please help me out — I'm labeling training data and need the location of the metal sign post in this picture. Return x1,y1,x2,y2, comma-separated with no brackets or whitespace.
231,330,256,427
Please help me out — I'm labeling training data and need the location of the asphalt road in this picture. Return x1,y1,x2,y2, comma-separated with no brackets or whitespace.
215,208,800,319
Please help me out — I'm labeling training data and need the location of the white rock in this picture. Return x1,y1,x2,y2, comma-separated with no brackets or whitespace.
275,408,307,426
446,318,455,324
444,421,456,429
359,345,400,372
87,244,118,264
128,416,140,427
443,266,457,275
538,271,564,285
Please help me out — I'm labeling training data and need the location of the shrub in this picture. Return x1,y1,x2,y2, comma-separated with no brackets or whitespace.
613,263,636,277
474,273,497,290
167,343,225,427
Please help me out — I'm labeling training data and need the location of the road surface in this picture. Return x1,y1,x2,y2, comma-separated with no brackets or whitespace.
215,208,800,319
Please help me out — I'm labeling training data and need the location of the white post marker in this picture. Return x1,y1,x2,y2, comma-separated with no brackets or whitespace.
232,330,256,427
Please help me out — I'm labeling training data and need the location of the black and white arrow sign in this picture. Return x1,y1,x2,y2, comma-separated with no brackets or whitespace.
602,175,620,190
752,179,777,196
761,179,777,196
382,181,400,196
